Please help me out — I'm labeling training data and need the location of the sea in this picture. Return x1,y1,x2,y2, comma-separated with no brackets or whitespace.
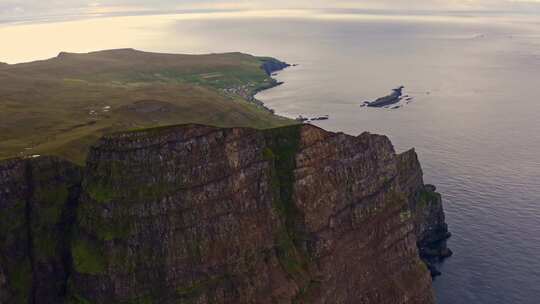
2,10,540,303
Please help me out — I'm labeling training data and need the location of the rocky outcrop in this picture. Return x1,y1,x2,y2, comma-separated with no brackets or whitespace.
366,86,404,108
397,150,452,276
0,124,450,303
259,58,290,75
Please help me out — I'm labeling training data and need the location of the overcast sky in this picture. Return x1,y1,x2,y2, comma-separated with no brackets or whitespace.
2,0,540,19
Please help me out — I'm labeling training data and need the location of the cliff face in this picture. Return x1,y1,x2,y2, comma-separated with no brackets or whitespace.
397,150,452,276
260,58,291,75
0,124,449,303
0,157,81,304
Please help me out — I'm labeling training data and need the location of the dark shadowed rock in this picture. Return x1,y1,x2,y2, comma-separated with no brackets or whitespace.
260,58,291,75
0,157,82,304
397,149,452,276
367,86,405,107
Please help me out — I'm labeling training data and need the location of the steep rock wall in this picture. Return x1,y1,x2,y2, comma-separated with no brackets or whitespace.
69,124,439,303
260,58,290,75
0,157,81,303
397,150,452,276
0,124,450,304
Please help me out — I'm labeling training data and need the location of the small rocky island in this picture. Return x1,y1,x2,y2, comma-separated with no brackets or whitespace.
364,86,408,108
295,114,329,122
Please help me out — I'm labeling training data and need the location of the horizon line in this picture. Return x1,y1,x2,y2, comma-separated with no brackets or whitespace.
2,7,539,26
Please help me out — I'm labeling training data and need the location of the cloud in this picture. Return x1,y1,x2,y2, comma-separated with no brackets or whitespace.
1,0,539,20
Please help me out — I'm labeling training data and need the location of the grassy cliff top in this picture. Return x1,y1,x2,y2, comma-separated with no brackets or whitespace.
0,49,294,164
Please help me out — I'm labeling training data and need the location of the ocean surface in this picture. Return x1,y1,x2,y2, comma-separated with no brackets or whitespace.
2,10,540,303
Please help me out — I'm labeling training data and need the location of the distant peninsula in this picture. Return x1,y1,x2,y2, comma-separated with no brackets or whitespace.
0,49,293,163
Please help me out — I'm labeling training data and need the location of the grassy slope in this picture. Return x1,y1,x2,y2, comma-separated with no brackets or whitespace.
0,49,294,164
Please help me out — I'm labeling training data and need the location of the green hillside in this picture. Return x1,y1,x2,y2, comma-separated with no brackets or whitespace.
0,49,294,164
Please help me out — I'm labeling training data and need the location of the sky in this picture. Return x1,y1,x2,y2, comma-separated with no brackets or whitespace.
2,0,540,20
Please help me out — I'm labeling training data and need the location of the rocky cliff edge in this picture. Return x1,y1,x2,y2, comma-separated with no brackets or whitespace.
0,124,450,303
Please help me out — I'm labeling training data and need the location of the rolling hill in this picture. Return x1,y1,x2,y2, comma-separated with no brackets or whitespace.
0,49,294,164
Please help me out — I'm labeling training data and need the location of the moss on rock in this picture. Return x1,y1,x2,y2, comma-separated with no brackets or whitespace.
72,238,106,275
263,125,311,284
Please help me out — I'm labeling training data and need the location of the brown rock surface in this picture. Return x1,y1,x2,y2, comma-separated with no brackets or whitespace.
0,124,450,303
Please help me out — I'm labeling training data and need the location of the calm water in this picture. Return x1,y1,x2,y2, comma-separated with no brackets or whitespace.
2,11,540,303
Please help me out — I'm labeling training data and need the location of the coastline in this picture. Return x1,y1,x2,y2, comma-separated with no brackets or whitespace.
249,79,285,114
244,58,292,117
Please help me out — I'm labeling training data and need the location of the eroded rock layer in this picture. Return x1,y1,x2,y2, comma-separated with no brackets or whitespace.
0,124,450,304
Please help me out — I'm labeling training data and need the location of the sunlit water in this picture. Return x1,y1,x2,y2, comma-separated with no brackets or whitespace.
2,11,540,303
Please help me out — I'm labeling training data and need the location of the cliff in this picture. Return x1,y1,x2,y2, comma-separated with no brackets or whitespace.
259,58,291,75
0,157,81,303
397,150,452,276
0,124,450,303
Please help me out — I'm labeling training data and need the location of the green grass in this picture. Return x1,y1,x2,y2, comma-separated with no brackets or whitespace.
418,188,441,209
85,183,115,204
76,197,131,241
0,49,294,164
72,238,106,275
